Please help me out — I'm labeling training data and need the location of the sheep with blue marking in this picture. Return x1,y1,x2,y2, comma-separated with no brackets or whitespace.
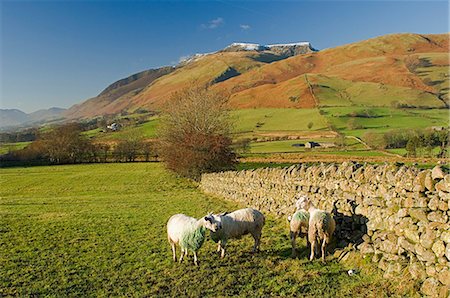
287,208,310,256
210,208,265,258
167,213,221,266
296,195,336,262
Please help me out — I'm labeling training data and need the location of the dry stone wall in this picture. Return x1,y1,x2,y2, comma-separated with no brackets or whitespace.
200,163,450,297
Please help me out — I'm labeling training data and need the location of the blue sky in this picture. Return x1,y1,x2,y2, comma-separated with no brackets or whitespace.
1,0,448,113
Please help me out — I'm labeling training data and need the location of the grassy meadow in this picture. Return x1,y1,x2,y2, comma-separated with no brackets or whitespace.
0,142,31,155
1,163,419,297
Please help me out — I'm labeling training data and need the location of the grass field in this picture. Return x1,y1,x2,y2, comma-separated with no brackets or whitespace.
0,142,31,155
310,74,444,108
0,163,419,296
321,107,449,137
231,108,328,134
83,117,159,141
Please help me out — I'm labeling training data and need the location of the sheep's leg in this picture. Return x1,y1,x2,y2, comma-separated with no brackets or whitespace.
252,231,262,253
179,249,185,263
321,237,328,262
170,242,177,262
290,231,297,256
193,251,198,266
310,240,316,261
220,240,227,258
217,241,221,253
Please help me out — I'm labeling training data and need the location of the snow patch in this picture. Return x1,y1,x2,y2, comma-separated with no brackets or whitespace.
225,42,312,51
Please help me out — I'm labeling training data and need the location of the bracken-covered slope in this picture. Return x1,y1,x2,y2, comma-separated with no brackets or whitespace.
66,33,449,119
218,33,449,109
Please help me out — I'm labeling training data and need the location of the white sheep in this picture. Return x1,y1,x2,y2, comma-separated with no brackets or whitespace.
287,209,310,256
296,195,336,262
167,213,221,266
210,208,265,258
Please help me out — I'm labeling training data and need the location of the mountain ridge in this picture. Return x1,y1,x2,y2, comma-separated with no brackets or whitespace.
64,33,449,119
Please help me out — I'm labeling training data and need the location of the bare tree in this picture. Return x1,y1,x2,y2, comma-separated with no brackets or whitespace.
158,85,236,179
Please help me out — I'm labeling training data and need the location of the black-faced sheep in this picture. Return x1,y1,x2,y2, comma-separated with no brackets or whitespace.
167,213,221,265
210,208,265,258
296,195,336,262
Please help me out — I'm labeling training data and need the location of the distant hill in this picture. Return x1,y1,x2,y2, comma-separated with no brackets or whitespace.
65,33,449,119
0,107,66,129
0,109,29,127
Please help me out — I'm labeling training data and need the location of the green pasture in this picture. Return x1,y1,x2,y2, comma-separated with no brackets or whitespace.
247,136,368,154
321,107,449,137
231,108,328,133
0,163,418,296
0,142,31,155
310,74,444,108
84,117,159,141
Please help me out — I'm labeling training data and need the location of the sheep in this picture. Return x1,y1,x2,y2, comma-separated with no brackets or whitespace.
210,208,265,258
287,209,310,256
295,195,336,262
167,213,221,266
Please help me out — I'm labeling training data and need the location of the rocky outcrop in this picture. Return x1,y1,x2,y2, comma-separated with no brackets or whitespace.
201,163,450,297
222,42,317,56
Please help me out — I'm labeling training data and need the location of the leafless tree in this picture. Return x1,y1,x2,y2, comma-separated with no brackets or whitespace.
158,85,236,179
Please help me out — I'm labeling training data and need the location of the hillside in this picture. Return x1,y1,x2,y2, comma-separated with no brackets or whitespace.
64,67,175,118
66,33,449,119
0,107,66,129
219,33,449,109
64,42,316,119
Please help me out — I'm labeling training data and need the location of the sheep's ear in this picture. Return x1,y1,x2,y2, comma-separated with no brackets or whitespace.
204,216,211,222
219,211,229,216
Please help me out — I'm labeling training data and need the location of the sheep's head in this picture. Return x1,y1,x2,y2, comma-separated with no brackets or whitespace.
203,214,222,232
295,195,311,211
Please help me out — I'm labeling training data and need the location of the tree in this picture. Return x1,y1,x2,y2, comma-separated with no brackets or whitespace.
39,123,90,164
362,131,387,150
158,85,236,179
406,136,420,157
141,141,156,162
436,130,449,158
234,138,251,155
114,133,143,162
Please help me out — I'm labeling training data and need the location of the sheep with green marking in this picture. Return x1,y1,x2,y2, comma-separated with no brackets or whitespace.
210,208,265,258
295,195,335,262
167,213,221,266
287,209,310,256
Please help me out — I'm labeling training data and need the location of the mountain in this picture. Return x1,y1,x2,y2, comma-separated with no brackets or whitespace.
64,67,175,118
0,107,66,129
65,33,449,119
64,42,316,119
0,109,29,127
217,33,448,109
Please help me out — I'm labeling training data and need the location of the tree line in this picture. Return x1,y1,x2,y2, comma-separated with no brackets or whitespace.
0,123,158,166
363,128,448,157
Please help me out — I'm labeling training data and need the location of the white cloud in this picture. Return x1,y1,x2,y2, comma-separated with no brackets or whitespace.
202,17,224,29
240,24,251,30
